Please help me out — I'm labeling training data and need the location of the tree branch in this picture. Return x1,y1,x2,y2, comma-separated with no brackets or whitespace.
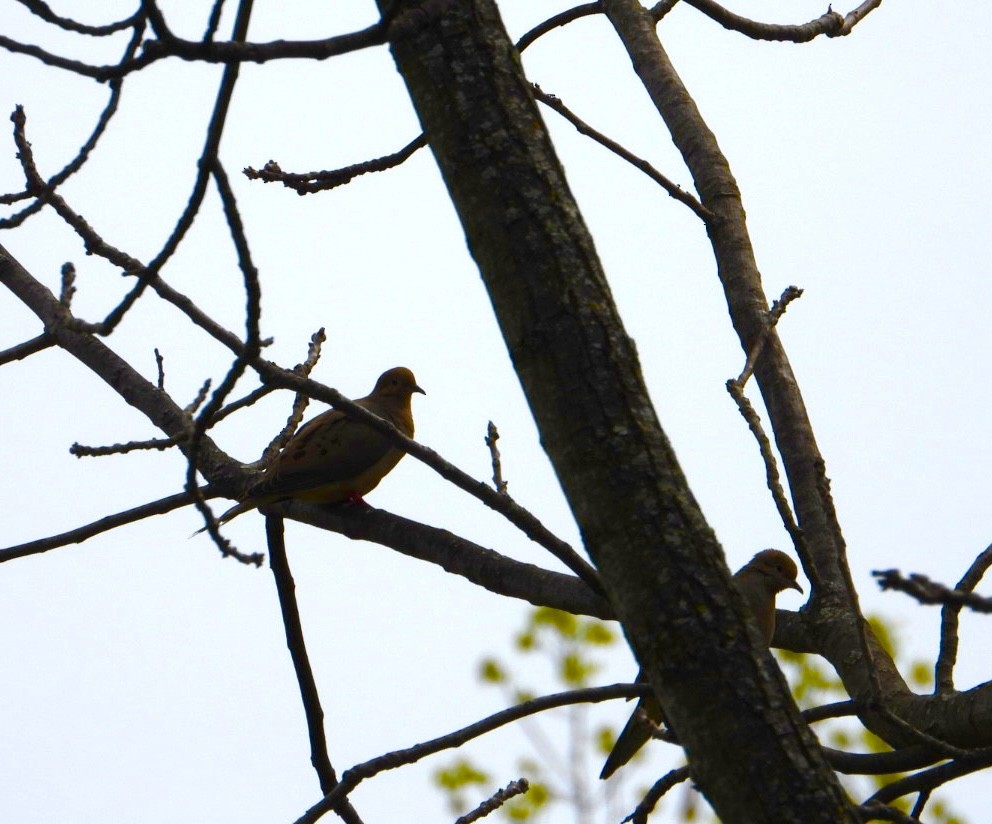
294,683,642,824
267,516,365,824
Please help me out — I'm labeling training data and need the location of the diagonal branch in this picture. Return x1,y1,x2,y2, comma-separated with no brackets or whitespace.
294,683,642,824
659,0,882,42
532,83,711,221
266,516,365,824
936,543,992,692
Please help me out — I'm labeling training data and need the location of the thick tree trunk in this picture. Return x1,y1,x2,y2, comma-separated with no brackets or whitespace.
379,2,852,820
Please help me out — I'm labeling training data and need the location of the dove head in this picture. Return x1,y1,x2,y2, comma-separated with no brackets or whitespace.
372,367,426,399
745,549,803,595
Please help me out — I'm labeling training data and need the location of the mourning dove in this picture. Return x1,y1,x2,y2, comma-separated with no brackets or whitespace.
205,367,425,528
599,549,803,780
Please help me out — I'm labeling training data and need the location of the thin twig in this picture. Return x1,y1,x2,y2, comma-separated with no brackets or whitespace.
485,421,508,493
623,765,691,824
454,779,529,824
663,0,844,41
866,747,992,806
0,333,53,364
0,20,391,82
910,788,930,821
293,684,642,824
1,21,142,226
70,438,176,457
648,0,680,19
15,0,143,35
183,379,211,416
803,700,857,724
936,543,992,692
821,745,941,776
0,489,213,564
726,380,804,559
152,347,165,389
732,285,803,388
515,2,601,52
853,804,922,824
874,569,992,614
726,286,808,575
244,135,427,195
533,84,711,222
58,262,76,305
266,516,365,824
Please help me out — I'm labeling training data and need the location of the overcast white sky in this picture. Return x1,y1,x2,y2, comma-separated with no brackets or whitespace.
2,1,990,822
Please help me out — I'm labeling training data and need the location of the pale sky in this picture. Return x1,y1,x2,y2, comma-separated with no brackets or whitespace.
2,2,990,822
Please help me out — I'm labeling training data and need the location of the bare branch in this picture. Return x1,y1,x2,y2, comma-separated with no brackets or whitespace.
70,438,177,457
294,684,642,824
731,285,804,388
532,84,711,222
0,22,141,227
622,765,691,824
0,489,213,564
853,804,923,824
454,779,529,824
515,3,602,52
15,0,143,36
803,700,856,724
154,348,165,390
244,135,427,195
484,421,508,494
866,748,992,806
937,543,992,692
874,569,992,614
0,20,391,82
278,501,612,619
726,286,808,576
726,380,804,565
266,515,365,824
823,745,942,776
659,0,845,41
0,332,53,364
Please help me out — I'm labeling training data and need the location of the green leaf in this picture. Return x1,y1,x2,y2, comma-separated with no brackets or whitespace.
480,658,506,683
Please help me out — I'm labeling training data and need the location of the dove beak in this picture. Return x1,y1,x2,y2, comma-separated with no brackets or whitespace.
788,580,804,594
414,384,426,396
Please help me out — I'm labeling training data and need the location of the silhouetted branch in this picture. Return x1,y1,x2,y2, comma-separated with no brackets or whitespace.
279,501,612,619
15,0,143,35
484,421,508,494
70,438,177,457
726,286,807,576
936,543,992,692
0,20,391,81
0,22,141,228
874,569,992,614
515,2,601,52
532,84,711,221
623,765,691,824
0,489,213,564
267,515,366,824
454,779,529,824
294,683,643,824
853,804,922,824
244,135,427,195
867,748,992,806
657,0,844,41
0,332,53,364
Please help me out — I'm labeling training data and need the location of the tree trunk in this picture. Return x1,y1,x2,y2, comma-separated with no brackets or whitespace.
379,2,853,820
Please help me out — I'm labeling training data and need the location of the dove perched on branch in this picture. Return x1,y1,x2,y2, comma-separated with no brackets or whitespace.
203,366,425,529
599,549,803,780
